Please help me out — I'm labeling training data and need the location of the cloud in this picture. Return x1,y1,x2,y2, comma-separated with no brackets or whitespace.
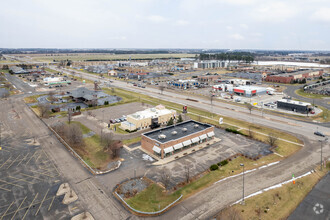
230,33,244,40
147,15,167,23
310,8,330,23
240,24,249,29
252,2,297,22
175,20,190,26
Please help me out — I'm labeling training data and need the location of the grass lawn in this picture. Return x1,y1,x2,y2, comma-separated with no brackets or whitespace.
217,164,329,220
81,134,112,170
311,106,330,122
66,121,91,134
126,184,180,212
296,88,329,99
24,94,44,103
122,137,141,145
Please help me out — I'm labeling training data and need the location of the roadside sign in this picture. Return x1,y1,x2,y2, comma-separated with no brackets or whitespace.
219,117,223,125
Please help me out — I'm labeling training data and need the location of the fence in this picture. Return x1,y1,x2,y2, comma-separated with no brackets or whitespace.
114,191,182,216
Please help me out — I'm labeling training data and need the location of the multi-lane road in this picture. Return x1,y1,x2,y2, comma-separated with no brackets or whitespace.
1,65,329,220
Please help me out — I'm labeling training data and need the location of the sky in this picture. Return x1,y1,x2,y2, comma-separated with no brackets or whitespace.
1,0,330,50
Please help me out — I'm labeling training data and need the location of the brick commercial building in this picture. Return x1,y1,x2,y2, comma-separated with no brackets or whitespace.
265,69,323,84
141,120,215,159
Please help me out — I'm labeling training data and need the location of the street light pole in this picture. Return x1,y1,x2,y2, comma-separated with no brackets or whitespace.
240,163,245,204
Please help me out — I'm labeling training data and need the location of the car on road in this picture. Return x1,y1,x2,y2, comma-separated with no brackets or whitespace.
314,131,325,137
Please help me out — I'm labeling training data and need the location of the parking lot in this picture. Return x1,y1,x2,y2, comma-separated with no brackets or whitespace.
0,114,82,219
98,127,272,191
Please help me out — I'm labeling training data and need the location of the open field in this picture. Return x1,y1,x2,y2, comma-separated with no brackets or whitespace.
23,53,196,62
296,88,329,99
216,164,329,220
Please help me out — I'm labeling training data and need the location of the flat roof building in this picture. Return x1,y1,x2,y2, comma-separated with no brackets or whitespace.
277,99,312,114
228,85,268,97
121,105,176,131
141,120,215,159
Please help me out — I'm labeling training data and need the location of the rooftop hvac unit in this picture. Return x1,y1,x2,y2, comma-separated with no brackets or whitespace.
182,128,187,132
194,124,199,128
158,134,166,139
171,131,177,135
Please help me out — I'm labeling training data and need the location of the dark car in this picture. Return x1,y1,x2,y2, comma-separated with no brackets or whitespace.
110,119,116,124
314,131,325,137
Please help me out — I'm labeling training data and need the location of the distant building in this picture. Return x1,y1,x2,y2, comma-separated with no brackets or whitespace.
265,69,323,84
194,60,229,69
197,75,220,82
107,70,117,76
141,120,215,159
277,99,311,113
228,85,268,97
121,105,176,131
69,87,119,106
9,66,27,74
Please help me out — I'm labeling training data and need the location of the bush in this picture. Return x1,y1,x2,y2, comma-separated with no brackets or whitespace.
225,128,245,136
210,164,219,171
88,104,93,108
125,129,138,133
218,160,228,167
104,101,109,105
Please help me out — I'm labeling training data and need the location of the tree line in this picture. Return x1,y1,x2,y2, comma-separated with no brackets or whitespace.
199,52,255,63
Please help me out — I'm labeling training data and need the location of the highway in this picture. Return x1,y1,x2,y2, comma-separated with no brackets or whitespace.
2,64,329,220
50,66,330,140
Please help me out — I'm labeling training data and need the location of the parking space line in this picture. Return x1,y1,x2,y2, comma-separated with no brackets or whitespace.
25,151,38,165
9,176,36,184
29,170,57,178
16,153,30,166
0,179,24,188
0,185,11,192
35,189,49,216
6,155,21,169
20,173,45,181
22,193,38,220
0,201,14,220
48,196,55,211
0,156,12,169
10,196,27,220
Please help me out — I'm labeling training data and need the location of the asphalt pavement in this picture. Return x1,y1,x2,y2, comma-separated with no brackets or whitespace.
288,172,330,220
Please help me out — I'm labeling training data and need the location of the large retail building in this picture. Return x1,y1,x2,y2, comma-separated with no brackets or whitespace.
141,120,215,159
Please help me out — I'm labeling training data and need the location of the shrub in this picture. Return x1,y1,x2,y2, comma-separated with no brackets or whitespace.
104,101,109,105
225,128,246,136
218,160,228,167
210,164,219,171
88,104,93,108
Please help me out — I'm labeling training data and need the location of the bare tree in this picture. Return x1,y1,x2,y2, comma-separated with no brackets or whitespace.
102,133,114,151
38,102,50,118
48,91,56,104
160,167,171,190
248,126,254,138
245,103,253,114
67,123,84,146
267,133,278,147
184,161,190,183
159,85,165,94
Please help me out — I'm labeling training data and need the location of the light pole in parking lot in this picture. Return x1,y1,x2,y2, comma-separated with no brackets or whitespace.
319,138,328,171
240,163,245,205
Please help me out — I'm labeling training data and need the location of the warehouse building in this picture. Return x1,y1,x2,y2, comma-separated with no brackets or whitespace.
265,69,323,84
141,120,215,159
121,105,176,131
277,99,312,113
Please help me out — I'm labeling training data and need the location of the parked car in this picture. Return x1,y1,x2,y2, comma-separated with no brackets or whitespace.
119,117,126,122
314,131,325,137
110,119,116,124
115,119,121,123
